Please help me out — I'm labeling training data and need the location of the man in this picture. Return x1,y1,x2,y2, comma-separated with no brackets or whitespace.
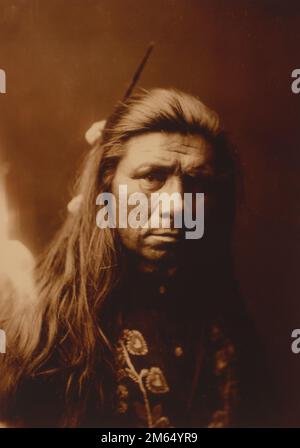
0,88,272,427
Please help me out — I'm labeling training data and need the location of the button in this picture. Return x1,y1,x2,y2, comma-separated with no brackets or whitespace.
174,346,183,357
159,285,166,295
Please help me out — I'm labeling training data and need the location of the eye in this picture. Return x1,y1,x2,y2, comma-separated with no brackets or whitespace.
140,172,166,191
144,174,155,181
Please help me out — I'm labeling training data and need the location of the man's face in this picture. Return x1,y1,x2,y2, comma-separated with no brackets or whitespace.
111,132,215,264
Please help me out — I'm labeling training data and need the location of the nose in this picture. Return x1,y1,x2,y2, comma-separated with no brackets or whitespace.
160,176,184,224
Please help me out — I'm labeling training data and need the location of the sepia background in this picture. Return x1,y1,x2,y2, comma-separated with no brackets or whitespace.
0,0,299,426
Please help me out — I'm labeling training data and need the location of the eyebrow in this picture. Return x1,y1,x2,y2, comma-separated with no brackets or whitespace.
188,165,215,176
132,162,175,172
130,161,214,177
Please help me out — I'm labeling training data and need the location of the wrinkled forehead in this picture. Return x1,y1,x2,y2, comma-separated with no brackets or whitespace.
120,132,215,173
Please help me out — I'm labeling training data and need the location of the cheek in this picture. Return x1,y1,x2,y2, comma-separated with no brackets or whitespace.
114,183,145,220
112,170,141,195
117,227,143,252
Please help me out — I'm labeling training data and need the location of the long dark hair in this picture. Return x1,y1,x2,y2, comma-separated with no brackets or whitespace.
0,88,238,427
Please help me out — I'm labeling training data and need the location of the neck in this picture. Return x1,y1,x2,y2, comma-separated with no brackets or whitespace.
137,259,178,278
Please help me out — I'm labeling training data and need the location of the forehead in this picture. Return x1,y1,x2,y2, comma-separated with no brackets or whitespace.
120,132,214,172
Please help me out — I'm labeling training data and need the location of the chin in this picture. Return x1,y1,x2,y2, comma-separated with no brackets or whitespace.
141,246,177,262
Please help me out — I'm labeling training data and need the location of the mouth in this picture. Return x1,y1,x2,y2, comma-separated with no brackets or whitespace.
145,231,182,245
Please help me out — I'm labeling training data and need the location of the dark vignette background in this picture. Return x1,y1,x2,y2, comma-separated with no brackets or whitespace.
0,0,299,427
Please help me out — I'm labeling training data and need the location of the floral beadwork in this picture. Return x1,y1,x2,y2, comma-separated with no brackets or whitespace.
114,322,239,428
145,367,170,394
115,329,171,428
207,321,239,428
117,384,129,400
123,329,148,356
